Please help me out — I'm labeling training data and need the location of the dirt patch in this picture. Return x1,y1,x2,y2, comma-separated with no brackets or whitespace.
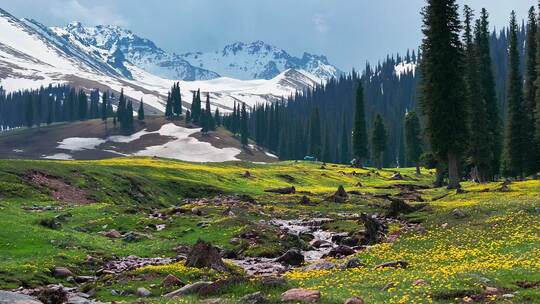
24,171,93,204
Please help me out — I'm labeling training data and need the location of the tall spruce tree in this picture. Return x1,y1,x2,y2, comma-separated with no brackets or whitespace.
478,8,502,179
535,2,540,172
524,6,538,174
78,90,87,120
165,92,173,118
138,99,145,121
352,82,368,167
371,114,388,169
309,106,322,159
205,93,215,131
340,120,350,164
420,0,469,189
101,91,108,123
240,102,248,146
405,111,423,175
504,11,527,177
172,82,182,116
465,8,492,182
117,89,126,126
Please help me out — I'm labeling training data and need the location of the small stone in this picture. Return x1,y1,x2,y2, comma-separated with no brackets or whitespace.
260,276,287,287
104,229,122,238
413,279,428,286
462,296,473,303
343,257,366,269
136,287,151,297
192,207,203,216
441,223,449,228
53,266,74,278
344,296,365,304
73,276,96,283
164,281,213,298
375,260,409,269
451,209,467,219
239,291,268,304
281,288,321,302
162,274,184,287
502,294,515,298
484,286,498,295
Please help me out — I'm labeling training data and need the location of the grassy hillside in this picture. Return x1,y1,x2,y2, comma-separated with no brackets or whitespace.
0,158,538,303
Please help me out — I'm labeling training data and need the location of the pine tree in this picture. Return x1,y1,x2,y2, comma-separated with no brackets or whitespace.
478,8,502,179
78,89,87,120
117,89,126,125
352,82,368,167
371,114,388,169
205,93,215,131
25,94,33,128
240,103,248,146
214,108,221,127
524,6,538,174
185,110,191,123
46,95,54,125
125,100,134,133
101,91,108,123
165,92,173,118
405,111,423,175
309,107,322,159
172,82,182,116
504,11,527,177
138,98,145,121
420,0,469,189
536,1,540,172
340,120,350,164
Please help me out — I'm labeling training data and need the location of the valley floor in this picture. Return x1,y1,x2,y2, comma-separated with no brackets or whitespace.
0,158,538,303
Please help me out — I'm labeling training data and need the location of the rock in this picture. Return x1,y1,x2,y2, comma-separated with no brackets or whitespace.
36,286,68,304
310,239,331,248
239,291,268,304
264,186,296,194
281,288,321,303
66,295,98,304
299,232,315,242
360,213,387,245
484,286,498,295
389,172,404,180
191,207,203,216
340,237,359,247
136,287,151,297
242,171,252,178
122,231,149,242
331,233,348,243
375,260,409,269
260,276,288,287
275,249,305,266
343,257,366,269
451,209,467,219
53,266,74,278
344,297,365,304
413,279,428,286
502,294,515,299
0,291,43,304
162,274,184,287
220,249,238,259
164,281,214,298
185,240,228,272
303,261,336,271
73,276,96,283
299,196,312,205
325,245,355,258
103,229,122,238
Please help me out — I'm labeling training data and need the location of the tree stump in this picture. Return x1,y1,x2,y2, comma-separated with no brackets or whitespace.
359,213,387,245
185,240,228,272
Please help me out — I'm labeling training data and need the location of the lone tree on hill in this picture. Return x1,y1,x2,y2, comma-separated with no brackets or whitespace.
138,98,145,121
420,0,469,189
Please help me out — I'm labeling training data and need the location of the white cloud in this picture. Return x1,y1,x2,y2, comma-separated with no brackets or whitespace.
48,0,128,26
313,13,329,34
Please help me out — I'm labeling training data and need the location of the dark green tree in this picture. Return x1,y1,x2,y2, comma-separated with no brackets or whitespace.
420,0,469,188
138,98,145,121
78,89,87,120
240,102,248,146
101,91,108,123
405,111,423,175
524,6,537,174
25,94,33,128
309,106,322,159
352,82,368,166
504,11,527,177
371,114,388,169
165,92,173,118
340,120,350,164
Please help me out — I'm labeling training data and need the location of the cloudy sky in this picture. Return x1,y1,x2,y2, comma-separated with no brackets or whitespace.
1,0,535,70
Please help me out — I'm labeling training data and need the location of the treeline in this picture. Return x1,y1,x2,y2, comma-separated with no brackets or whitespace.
0,84,145,133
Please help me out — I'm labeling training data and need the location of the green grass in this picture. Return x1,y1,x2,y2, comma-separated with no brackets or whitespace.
0,157,538,303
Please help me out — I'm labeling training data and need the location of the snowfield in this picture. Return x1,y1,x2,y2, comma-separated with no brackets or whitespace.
54,123,242,162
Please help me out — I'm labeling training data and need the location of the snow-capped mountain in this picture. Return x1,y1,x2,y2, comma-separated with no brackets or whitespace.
180,40,340,80
0,8,328,115
50,22,219,81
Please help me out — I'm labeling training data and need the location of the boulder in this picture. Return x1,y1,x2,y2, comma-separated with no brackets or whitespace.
451,209,467,219
344,297,365,304
281,288,321,303
103,229,122,238
185,240,228,272
239,291,268,304
73,276,96,283
340,237,359,247
264,186,296,194
242,171,252,178
325,245,355,258
375,260,409,269
342,257,366,269
53,267,74,278
161,274,184,287
0,291,43,304
275,249,305,266
164,281,213,298
136,287,151,297
122,231,150,242
191,207,203,216
310,239,331,248
260,276,288,287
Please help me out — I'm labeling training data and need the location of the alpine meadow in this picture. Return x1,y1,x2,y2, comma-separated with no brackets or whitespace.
0,1,539,304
